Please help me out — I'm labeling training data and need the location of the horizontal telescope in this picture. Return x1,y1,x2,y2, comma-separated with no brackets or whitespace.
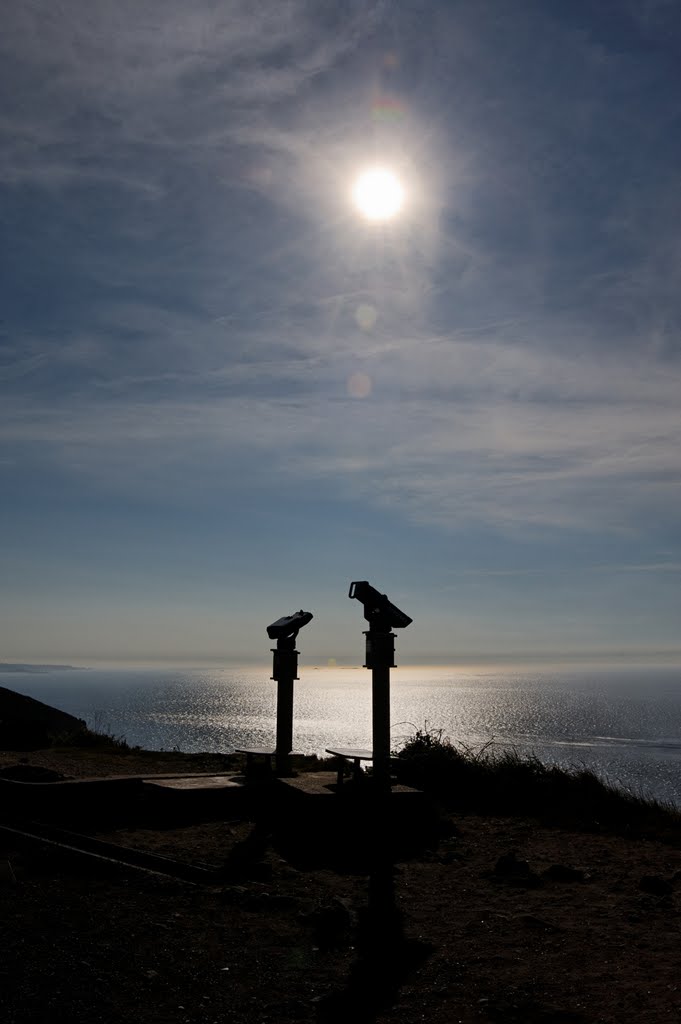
267,610,313,640
267,609,313,775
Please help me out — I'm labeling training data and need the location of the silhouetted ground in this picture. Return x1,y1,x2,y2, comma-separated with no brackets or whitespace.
0,687,87,749
1,746,680,1023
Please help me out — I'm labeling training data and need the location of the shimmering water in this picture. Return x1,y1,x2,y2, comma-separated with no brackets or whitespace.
5,665,681,806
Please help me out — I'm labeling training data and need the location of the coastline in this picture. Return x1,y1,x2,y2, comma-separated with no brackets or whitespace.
4,663,681,810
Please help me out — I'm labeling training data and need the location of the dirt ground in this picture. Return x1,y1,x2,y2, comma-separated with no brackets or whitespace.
1,749,680,1024
0,746,238,781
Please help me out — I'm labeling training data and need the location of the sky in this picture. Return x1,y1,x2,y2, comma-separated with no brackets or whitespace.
1,0,681,668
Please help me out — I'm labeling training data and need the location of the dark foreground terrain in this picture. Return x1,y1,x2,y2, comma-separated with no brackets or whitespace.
1,745,680,1024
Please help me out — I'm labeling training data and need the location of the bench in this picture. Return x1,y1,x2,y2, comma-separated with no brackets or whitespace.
234,748,303,778
324,747,374,787
234,748,276,778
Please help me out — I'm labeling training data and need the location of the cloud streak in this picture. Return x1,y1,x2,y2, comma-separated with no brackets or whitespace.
0,1,387,188
3,318,680,534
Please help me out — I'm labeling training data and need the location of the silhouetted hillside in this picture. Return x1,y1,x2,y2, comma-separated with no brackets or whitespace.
0,686,86,750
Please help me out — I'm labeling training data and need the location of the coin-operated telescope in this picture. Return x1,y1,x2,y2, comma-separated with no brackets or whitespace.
348,581,412,629
348,581,412,791
267,610,314,640
267,609,313,775
348,581,412,668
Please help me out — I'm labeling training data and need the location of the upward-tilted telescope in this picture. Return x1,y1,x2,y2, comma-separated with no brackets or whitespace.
348,581,412,631
348,581,412,791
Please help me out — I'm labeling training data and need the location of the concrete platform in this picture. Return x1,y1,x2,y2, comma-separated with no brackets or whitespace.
143,774,244,791
276,771,423,800
274,770,338,796
266,771,440,868
137,773,249,822
0,774,143,822
1,769,439,860
0,772,248,825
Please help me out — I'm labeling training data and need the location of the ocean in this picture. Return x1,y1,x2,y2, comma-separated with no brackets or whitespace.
4,664,681,807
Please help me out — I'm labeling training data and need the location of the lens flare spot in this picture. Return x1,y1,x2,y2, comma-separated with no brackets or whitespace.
355,303,377,330
371,93,405,121
347,372,372,399
245,164,273,188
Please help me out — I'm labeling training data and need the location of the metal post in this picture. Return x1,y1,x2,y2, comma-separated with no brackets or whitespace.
272,635,298,776
275,676,294,775
371,659,390,789
364,628,395,792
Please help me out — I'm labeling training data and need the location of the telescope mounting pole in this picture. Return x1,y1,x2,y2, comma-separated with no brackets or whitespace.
271,633,298,776
364,620,396,792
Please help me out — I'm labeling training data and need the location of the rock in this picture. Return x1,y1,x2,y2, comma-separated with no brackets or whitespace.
494,850,530,877
516,872,542,889
543,864,588,883
639,875,673,897
493,851,542,888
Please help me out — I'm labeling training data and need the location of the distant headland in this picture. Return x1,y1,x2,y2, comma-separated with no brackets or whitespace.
0,663,84,673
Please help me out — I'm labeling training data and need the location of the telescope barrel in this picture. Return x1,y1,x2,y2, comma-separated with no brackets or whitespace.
348,581,412,629
266,610,313,640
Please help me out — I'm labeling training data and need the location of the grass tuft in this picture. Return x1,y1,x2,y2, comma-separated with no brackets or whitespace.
48,725,138,752
393,725,681,843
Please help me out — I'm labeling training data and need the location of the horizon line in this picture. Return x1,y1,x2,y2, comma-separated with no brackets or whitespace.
3,653,681,672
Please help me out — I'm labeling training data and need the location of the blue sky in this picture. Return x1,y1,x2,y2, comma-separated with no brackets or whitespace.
2,0,681,666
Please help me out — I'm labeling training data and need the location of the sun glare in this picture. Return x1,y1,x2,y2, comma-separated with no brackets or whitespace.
352,167,404,222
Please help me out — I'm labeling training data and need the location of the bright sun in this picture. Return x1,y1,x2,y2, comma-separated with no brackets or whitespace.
352,167,405,222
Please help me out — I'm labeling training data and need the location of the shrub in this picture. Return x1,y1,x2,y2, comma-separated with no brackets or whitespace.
48,725,137,752
393,725,681,842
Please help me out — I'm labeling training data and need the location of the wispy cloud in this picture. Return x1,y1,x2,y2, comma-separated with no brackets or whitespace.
2,2,681,661
0,1,387,189
3,314,680,534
